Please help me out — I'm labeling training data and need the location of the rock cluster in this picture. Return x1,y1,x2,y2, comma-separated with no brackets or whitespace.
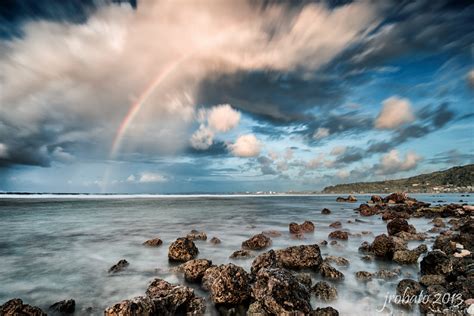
336,195,357,202
241,233,272,250
168,237,199,262
0,299,46,316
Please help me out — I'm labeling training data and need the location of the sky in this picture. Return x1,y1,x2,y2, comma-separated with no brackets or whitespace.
0,0,473,193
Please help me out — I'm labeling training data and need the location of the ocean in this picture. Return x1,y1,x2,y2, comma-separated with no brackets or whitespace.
0,194,472,315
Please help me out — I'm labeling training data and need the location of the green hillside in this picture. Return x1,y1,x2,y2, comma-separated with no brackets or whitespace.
322,164,474,194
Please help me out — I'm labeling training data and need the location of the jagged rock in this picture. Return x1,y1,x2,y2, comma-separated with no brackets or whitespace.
252,268,311,315
230,249,254,259
374,268,400,280
49,299,75,314
108,259,129,273
312,281,337,301
301,221,315,232
396,279,422,306
201,266,219,291
361,255,373,261
419,285,449,314
329,221,342,229
311,306,339,316
181,259,212,282
355,271,373,281
209,237,221,244
295,273,312,288
168,238,198,262
321,208,331,214
393,249,421,264
395,231,426,241
387,218,416,236
371,234,395,258
275,244,323,270
251,250,280,275
324,256,349,266
358,204,378,216
0,299,46,316
320,240,328,246
381,210,410,221
370,195,383,203
358,241,371,253
205,264,250,305
336,195,357,202
432,217,446,228
328,230,348,240
242,233,272,250
186,230,207,241
104,297,155,316
319,262,344,280
419,274,446,286
289,222,302,234
143,238,163,247
420,250,453,276
383,192,408,204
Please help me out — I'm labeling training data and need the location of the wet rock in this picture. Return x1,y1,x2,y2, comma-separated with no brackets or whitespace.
143,238,163,247
319,262,344,280
0,299,46,316
251,250,280,275
311,306,339,316
104,297,155,316
328,230,348,240
312,281,337,301
358,204,378,216
262,230,282,238
201,266,219,291
252,268,312,315
358,241,371,253
387,218,416,236
329,221,342,229
168,237,199,262
230,249,254,259
320,240,328,246
432,217,446,228
329,240,338,246
336,195,357,202
209,237,221,245
275,244,323,270
393,249,421,264
419,285,449,314
182,259,212,282
383,192,408,204
355,271,373,281
295,273,312,288
370,195,383,204
420,250,453,276
247,301,267,315
454,249,471,258
395,231,426,241
371,234,395,258
108,259,129,274
419,274,446,286
381,210,410,221
301,221,315,233
433,235,456,255
374,268,400,280
49,299,75,314
242,233,272,250
396,279,422,306
324,256,349,266
290,232,305,240
205,264,250,305
186,230,207,241
289,222,302,234
361,255,373,261
321,208,331,214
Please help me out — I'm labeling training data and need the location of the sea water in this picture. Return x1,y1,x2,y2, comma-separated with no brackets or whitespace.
0,194,472,315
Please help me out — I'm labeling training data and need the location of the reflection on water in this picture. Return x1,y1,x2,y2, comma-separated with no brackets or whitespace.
0,194,471,315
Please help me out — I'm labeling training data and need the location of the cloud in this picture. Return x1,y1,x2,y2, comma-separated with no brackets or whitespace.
0,143,9,158
230,134,261,157
190,125,214,150
138,172,168,183
467,69,474,88
330,146,346,156
375,149,422,175
375,96,415,129
313,127,330,140
207,104,241,132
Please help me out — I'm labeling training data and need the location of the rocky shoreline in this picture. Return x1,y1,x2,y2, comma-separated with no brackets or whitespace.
1,193,473,315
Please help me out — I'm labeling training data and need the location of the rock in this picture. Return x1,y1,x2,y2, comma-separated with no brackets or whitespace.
324,256,349,266
143,238,163,247
0,299,46,316
104,297,155,316
393,249,421,264
311,306,339,316
230,249,254,259
201,266,219,291
387,218,416,236
432,217,446,228
328,230,348,240
467,304,474,316
383,192,408,204
252,268,312,315
454,249,471,257
262,230,282,238
168,238,199,262
336,195,357,202
295,273,312,288
374,268,400,280
182,259,212,282
49,299,75,314
381,210,410,221
242,233,272,250
370,195,382,203
301,221,315,233
320,240,328,246
289,222,302,234
329,240,338,246
419,285,449,314
419,274,446,286
329,221,342,229
358,204,378,216
355,271,373,281
395,231,426,241
420,250,453,276
275,244,323,270
396,279,422,305
358,241,371,253
186,230,207,241
319,262,344,280
361,255,373,261
205,264,250,305
371,234,395,258
108,259,129,273
321,208,331,214
247,301,267,315
312,281,337,301
209,237,221,244
251,250,280,275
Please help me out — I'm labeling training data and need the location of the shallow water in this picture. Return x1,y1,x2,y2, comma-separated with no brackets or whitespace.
0,194,472,315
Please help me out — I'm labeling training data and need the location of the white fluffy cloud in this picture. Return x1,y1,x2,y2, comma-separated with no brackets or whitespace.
376,149,422,175
139,172,168,183
190,125,214,150
207,104,241,132
375,96,415,129
230,134,261,157
313,127,330,139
